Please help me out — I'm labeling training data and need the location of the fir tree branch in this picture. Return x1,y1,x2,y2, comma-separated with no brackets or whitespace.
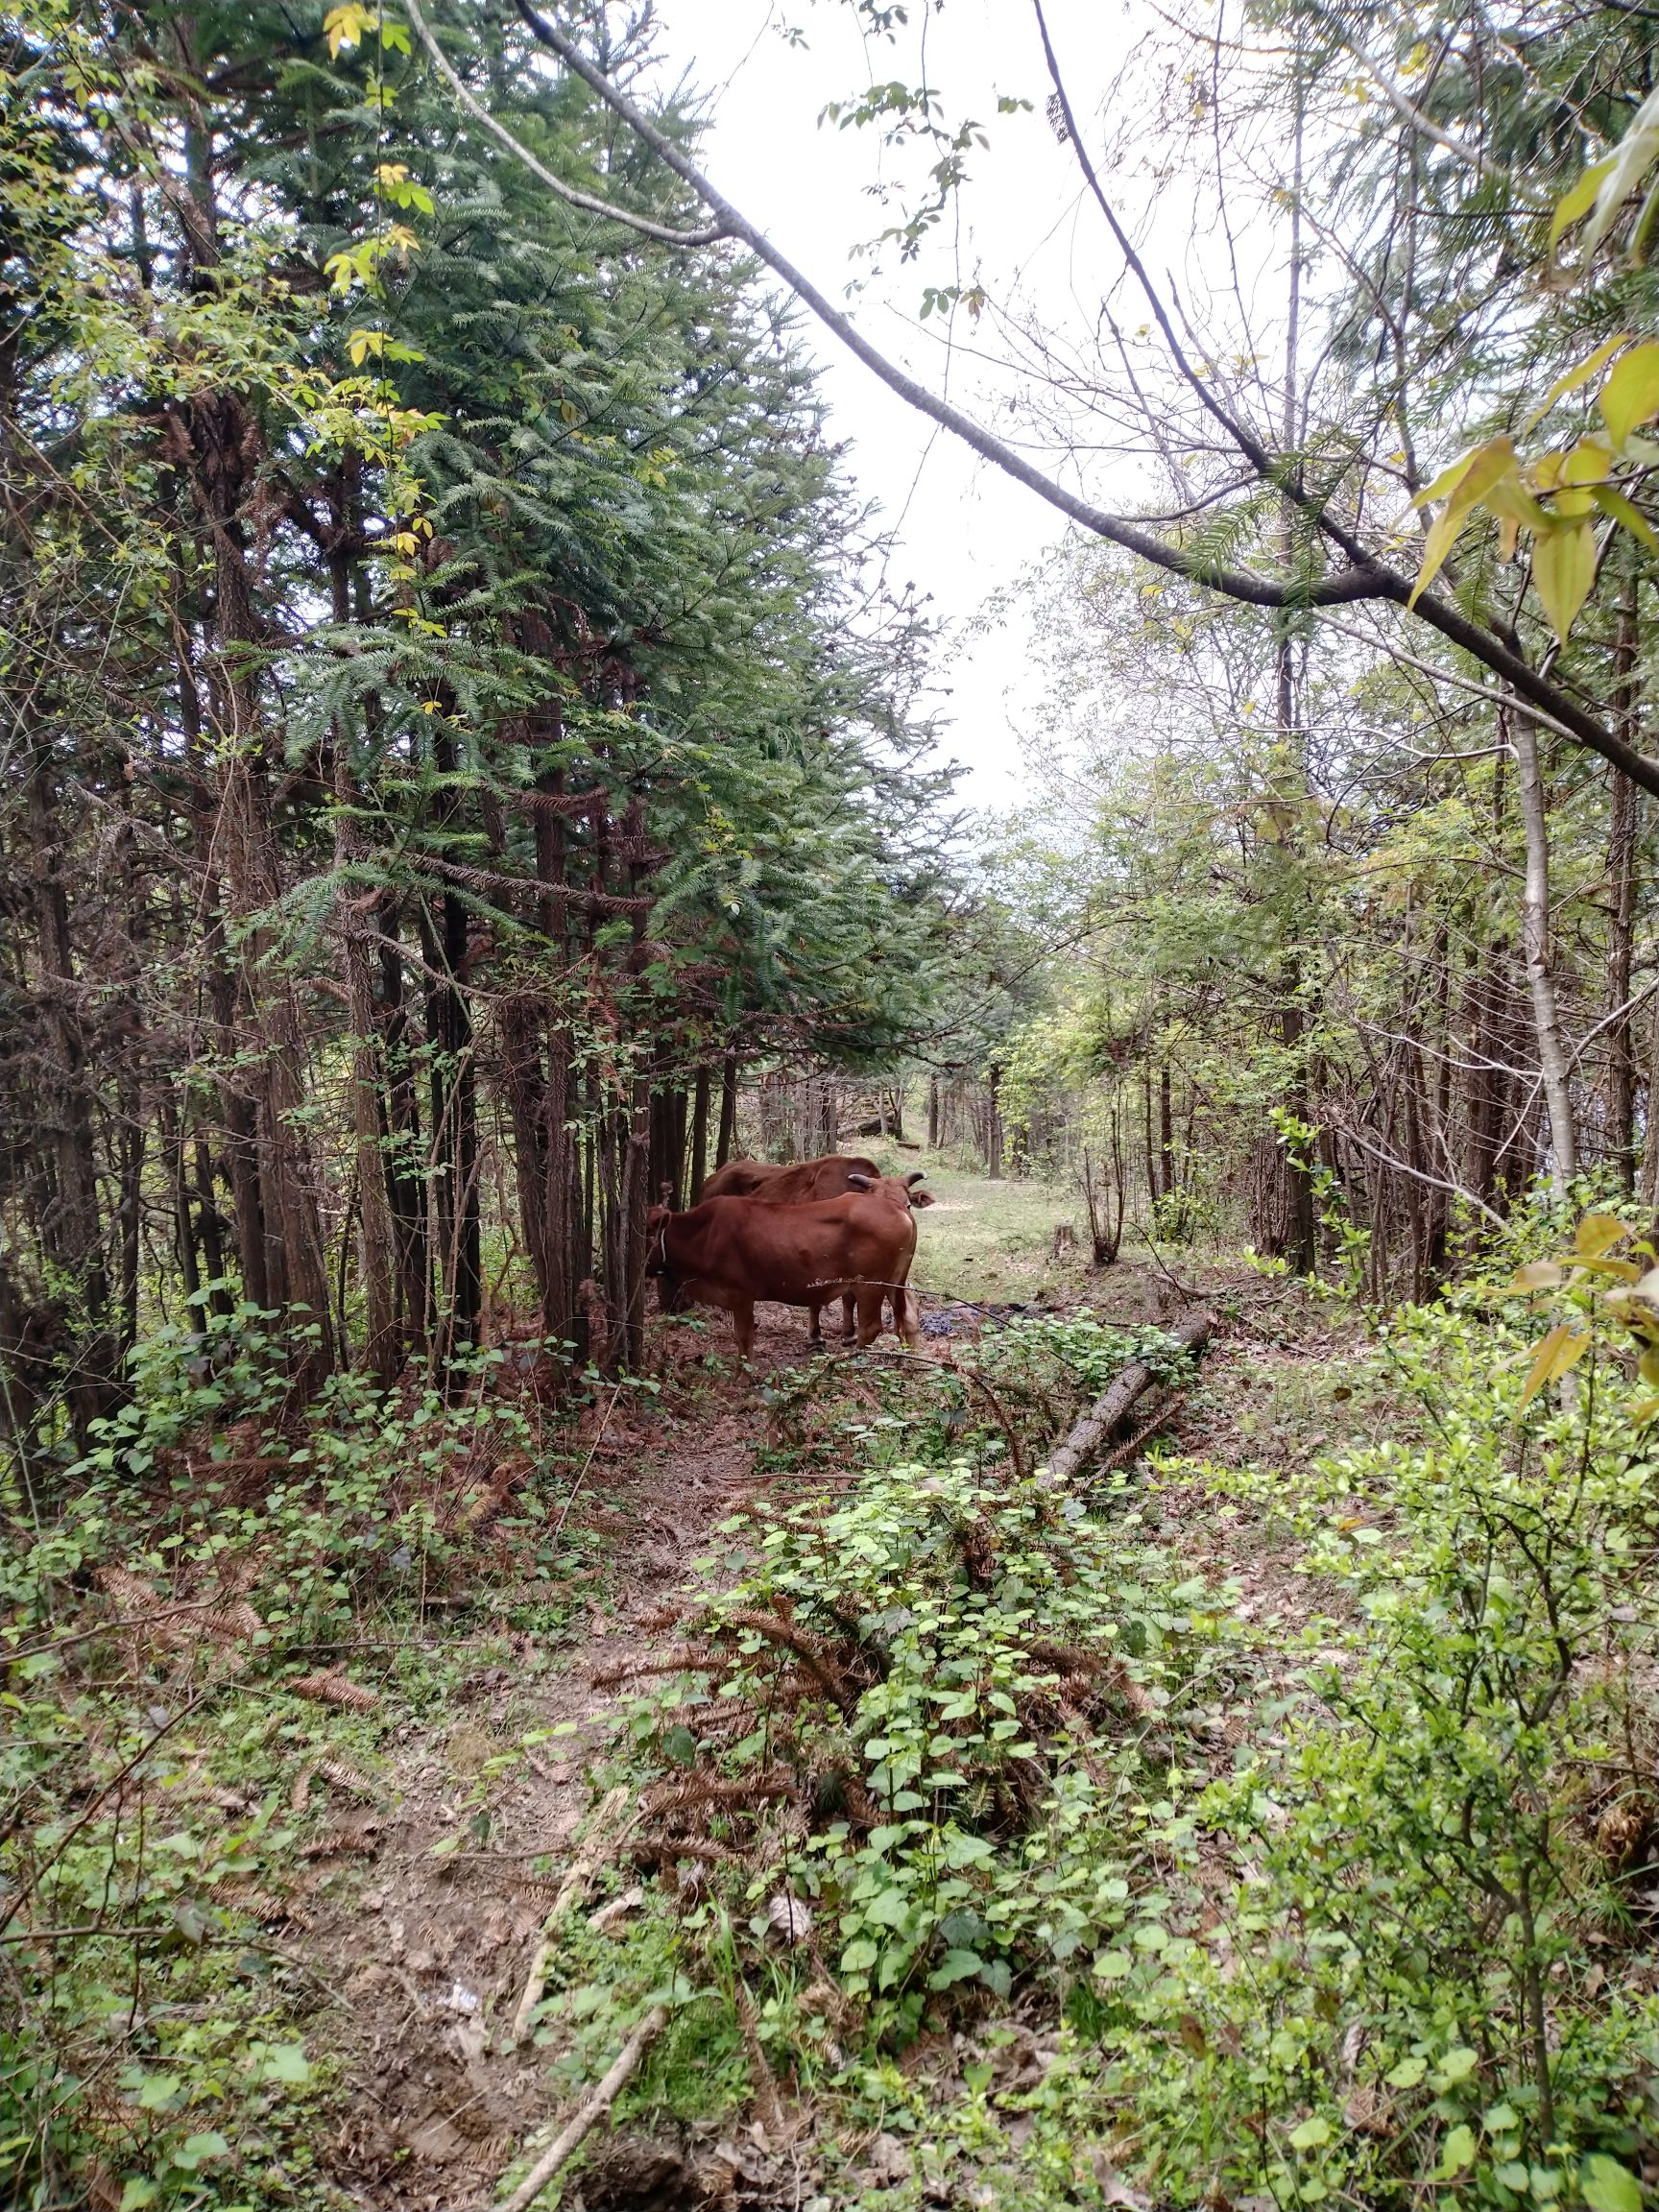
402,0,727,249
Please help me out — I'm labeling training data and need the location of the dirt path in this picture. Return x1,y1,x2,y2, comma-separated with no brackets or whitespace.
299,1311,819,2210
290,1268,1288,2209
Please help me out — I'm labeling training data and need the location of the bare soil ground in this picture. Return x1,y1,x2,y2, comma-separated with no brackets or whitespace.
298,1308,818,2208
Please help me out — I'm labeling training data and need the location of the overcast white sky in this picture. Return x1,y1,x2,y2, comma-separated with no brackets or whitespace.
638,0,1156,816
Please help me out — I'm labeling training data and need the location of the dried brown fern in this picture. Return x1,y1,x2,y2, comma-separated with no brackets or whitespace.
299,1813,385,1858
589,1643,717,1689
632,1836,745,1868
208,1596,264,1645
317,1757,379,1800
208,1880,312,1930
715,1610,855,1711
509,1875,562,1906
639,1767,795,1820
93,1566,191,1650
453,1454,530,1540
289,1669,380,1711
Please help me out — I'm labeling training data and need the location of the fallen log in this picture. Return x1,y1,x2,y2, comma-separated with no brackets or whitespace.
1041,1307,1212,1487
508,1783,632,2048
497,2003,668,2212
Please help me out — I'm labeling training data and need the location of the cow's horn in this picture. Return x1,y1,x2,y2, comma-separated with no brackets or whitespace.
846,1171,875,1190
904,1170,927,1187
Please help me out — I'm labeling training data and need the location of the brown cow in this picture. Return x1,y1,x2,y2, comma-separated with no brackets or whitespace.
645,1191,920,1361
700,1154,881,1203
698,1155,933,1337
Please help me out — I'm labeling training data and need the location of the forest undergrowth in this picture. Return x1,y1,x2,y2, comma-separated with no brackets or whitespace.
7,1214,1659,2212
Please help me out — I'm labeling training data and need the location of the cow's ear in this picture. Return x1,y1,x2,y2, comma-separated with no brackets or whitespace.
904,1170,926,1187
846,1171,874,1190
910,1190,937,1208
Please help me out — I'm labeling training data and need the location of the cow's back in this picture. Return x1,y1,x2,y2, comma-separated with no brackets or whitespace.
700,1154,881,1205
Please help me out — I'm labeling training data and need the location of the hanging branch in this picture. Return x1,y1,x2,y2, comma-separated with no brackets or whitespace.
410,0,1659,799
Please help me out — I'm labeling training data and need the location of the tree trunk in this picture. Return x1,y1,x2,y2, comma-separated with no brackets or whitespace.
1262,83,1317,1278
377,917,428,1343
333,779,402,1382
423,886,483,1366
1606,583,1640,1190
25,744,117,1438
717,1050,739,1166
174,83,330,1376
1159,1062,1175,1207
1512,709,1577,1199
689,1066,710,1202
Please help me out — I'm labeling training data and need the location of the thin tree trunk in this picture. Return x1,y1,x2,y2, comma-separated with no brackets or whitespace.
378,915,428,1343
1512,709,1577,1198
1159,1062,1175,1206
717,1051,739,1166
1641,994,1659,1211
26,744,117,1436
333,812,401,1381
689,1066,710,1202
175,83,330,1375
1267,82,1316,1277
1606,583,1640,1189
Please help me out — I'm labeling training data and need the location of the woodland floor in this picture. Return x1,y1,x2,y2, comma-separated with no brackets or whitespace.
256,1180,1365,2212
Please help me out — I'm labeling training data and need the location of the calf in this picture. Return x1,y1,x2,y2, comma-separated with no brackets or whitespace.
646,1191,921,1361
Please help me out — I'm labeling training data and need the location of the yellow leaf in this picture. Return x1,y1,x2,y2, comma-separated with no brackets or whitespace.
1524,332,1631,430
1600,341,1659,446
1408,438,1518,608
1415,450,1485,507
1519,1324,1591,1409
1592,484,1659,552
1575,1213,1630,1258
1550,156,1616,252
1641,1344,1659,1386
1630,1395,1659,1425
1532,517,1597,640
1486,475,1551,530
1563,436,1615,484
325,2,373,59
1580,84,1659,262
1509,1261,1565,1291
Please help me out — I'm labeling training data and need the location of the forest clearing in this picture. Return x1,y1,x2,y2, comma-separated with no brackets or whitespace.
8,0,1659,2207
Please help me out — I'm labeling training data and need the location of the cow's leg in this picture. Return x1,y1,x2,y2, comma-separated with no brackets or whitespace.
733,1298,757,1366
806,1299,827,1351
854,1284,885,1349
894,1281,921,1351
840,1288,857,1342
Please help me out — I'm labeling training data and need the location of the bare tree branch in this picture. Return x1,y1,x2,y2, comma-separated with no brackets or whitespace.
400,0,1659,801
